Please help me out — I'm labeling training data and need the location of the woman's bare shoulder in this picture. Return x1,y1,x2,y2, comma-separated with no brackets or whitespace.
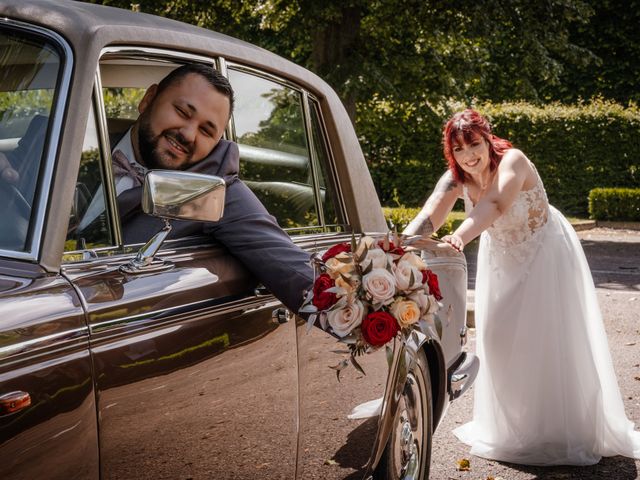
499,148,534,173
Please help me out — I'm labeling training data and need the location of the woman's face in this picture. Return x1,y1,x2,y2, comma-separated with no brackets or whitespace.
452,133,491,177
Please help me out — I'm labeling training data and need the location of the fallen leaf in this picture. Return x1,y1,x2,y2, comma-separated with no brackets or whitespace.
456,458,471,471
324,459,338,466
626,342,637,346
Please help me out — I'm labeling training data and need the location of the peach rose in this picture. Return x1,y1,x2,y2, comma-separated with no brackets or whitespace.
390,299,421,327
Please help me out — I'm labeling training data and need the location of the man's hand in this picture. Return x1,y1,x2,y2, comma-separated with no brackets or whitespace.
0,152,19,184
441,234,464,252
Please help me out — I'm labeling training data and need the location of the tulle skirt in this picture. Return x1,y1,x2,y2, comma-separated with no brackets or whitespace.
453,206,640,465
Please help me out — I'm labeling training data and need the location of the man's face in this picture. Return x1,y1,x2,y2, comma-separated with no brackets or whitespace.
135,73,230,170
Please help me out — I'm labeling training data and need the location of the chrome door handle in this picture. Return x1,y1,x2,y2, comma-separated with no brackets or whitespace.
0,391,31,415
272,307,292,324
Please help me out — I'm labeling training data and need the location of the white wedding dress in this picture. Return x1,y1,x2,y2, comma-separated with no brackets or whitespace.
453,162,640,465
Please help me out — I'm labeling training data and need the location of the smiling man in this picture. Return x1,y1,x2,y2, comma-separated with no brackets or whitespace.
110,63,314,313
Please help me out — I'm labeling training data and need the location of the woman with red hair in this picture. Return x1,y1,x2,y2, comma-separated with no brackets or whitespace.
404,109,640,465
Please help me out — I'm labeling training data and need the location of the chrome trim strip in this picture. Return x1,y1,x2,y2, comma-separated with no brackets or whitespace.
100,46,216,66
225,62,306,94
306,95,348,226
301,90,326,228
218,57,235,141
0,326,88,361
93,70,123,247
0,19,74,262
89,295,277,334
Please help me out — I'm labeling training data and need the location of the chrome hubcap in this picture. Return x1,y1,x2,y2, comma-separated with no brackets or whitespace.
392,373,424,479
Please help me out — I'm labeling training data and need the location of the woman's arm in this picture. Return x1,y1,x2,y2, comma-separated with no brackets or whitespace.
403,170,461,238
445,149,530,250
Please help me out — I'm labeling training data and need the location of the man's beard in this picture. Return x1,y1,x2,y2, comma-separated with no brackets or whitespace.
137,114,194,170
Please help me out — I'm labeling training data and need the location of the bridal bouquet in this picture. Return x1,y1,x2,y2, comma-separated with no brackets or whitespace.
300,233,443,379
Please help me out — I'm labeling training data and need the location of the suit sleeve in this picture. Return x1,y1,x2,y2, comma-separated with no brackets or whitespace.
203,142,314,313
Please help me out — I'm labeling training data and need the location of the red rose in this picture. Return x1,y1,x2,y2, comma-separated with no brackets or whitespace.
312,273,338,310
425,269,443,301
378,240,405,256
361,311,400,346
322,242,351,262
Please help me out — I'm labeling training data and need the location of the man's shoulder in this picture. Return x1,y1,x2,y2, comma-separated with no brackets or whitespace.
190,139,239,181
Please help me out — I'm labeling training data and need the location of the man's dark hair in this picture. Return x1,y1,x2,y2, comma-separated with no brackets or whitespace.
156,63,235,114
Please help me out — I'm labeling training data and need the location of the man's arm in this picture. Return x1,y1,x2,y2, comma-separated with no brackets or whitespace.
203,178,314,314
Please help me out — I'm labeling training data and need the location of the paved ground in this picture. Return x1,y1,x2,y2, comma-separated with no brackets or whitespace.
429,227,640,480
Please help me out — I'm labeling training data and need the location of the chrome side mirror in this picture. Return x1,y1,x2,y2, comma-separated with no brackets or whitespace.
141,170,225,222
121,171,226,274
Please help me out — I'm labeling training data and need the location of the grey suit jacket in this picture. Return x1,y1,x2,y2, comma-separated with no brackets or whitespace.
117,139,314,313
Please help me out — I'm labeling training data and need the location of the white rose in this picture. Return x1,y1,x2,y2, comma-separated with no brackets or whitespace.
325,252,355,279
394,260,423,291
327,300,365,337
390,299,421,327
409,289,431,315
360,248,389,271
363,268,396,304
399,251,427,270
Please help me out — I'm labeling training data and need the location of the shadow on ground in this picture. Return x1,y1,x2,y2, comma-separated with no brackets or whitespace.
505,455,638,480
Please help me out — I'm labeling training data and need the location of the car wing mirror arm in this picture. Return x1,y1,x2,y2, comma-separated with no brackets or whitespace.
123,218,172,272
120,171,225,275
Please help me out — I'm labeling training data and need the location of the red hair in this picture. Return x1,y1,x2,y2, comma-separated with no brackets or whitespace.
443,109,512,183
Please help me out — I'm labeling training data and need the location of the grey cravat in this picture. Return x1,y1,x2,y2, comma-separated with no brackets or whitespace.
111,149,145,187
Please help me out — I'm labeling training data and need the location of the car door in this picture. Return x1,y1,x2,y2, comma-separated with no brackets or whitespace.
0,22,99,480
61,52,299,480
227,65,390,479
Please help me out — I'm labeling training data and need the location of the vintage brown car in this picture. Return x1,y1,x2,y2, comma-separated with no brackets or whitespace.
0,1,478,478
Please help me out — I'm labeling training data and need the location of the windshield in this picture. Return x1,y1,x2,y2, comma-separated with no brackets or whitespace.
0,27,61,252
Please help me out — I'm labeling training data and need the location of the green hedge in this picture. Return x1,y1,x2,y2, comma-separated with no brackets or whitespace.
360,99,640,216
383,207,466,237
588,188,640,221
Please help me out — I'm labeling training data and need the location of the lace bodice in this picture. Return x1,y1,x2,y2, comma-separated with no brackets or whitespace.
463,164,550,264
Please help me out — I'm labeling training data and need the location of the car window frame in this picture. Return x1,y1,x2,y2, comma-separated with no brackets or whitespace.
0,19,73,262
224,61,347,233
63,46,227,262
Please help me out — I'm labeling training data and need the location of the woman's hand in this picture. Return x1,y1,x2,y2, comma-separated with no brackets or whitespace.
441,234,464,252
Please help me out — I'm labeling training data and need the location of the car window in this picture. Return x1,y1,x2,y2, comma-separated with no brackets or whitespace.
228,68,321,230
64,99,115,255
0,28,61,252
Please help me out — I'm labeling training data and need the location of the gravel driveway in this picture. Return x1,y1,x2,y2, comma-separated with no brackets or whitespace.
429,227,640,480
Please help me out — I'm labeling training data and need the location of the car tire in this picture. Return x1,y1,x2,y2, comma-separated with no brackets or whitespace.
375,349,433,480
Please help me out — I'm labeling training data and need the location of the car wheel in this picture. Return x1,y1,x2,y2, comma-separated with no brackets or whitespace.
376,349,433,480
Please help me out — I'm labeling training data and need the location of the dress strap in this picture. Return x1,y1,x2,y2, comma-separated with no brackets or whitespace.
462,184,474,214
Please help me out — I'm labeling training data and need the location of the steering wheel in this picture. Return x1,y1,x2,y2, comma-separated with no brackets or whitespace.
0,180,31,250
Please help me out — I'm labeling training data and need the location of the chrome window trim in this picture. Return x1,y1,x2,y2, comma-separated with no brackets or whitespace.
225,63,348,232
0,18,74,261
92,73,122,247
301,90,325,226
78,46,220,253
306,94,348,228
225,62,306,95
